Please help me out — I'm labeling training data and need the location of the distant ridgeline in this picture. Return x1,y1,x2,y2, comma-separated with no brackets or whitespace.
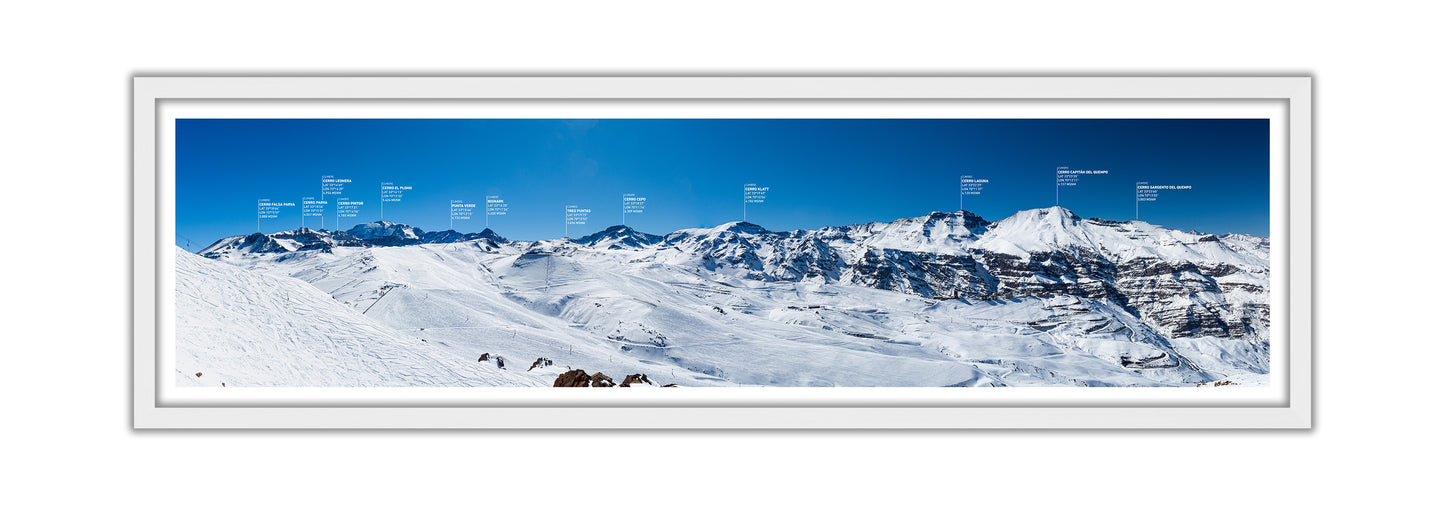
200,222,510,256
200,206,1269,343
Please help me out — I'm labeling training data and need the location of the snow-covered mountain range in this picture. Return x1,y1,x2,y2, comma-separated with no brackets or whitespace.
198,222,509,256
181,206,1269,387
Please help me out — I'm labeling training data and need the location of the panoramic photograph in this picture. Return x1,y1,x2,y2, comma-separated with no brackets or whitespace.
173,118,1271,388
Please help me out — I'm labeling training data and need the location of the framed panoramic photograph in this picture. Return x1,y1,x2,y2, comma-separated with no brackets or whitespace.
133,76,1312,428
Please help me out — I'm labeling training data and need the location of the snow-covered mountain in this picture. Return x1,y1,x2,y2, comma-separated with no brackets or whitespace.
602,206,1266,342
198,222,509,259
195,227,366,257
577,225,663,250
181,207,1270,387
345,221,425,244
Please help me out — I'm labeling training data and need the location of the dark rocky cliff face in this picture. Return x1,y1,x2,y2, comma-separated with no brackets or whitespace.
840,249,992,299
681,230,1267,342
849,248,1264,341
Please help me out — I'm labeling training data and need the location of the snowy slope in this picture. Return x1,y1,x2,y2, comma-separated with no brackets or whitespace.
174,246,551,387
206,247,1244,387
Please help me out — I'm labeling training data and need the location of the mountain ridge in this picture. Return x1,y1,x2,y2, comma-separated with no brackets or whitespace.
198,207,1269,344
199,222,510,257
200,207,1265,258
180,205,1272,387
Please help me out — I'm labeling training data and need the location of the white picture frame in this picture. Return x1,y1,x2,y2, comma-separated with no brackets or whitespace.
133,76,1312,429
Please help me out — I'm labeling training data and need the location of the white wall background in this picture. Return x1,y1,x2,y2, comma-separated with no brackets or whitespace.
1,1,1435,504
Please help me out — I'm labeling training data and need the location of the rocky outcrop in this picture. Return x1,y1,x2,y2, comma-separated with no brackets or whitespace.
841,248,992,299
553,369,592,387
620,374,652,387
552,370,646,387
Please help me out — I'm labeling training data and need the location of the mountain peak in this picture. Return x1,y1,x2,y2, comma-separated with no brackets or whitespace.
990,206,1087,230
1039,205,1080,219
926,210,990,232
596,224,637,235
712,221,770,235
852,210,989,253
577,225,662,248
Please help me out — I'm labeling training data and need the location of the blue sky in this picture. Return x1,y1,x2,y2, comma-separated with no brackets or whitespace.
175,118,1269,249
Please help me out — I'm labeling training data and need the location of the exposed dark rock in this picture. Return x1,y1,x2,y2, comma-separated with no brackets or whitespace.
554,369,592,387
529,357,554,371
620,373,652,387
550,369,625,388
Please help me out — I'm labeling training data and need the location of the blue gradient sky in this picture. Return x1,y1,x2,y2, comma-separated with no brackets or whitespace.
175,118,1269,249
